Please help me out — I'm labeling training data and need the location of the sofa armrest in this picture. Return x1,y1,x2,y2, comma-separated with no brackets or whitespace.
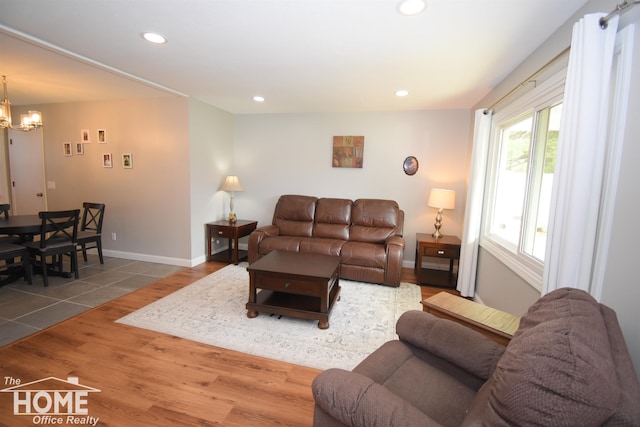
248,225,280,263
384,235,405,286
312,368,441,427
396,310,505,380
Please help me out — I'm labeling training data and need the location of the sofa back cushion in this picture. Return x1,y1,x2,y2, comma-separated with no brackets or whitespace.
313,198,352,240
273,195,317,237
480,288,622,426
350,199,402,244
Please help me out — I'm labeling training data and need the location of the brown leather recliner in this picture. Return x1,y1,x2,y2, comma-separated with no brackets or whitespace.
248,195,405,286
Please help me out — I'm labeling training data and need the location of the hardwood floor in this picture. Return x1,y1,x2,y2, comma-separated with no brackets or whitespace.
0,264,457,427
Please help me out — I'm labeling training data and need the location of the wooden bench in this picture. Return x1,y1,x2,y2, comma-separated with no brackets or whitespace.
421,292,520,346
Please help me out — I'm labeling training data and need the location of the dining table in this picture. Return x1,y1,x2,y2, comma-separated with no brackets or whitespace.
0,214,52,240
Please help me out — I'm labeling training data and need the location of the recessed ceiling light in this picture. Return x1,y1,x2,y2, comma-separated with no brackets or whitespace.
395,90,409,97
397,0,427,16
142,32,167,44
253,96,265,102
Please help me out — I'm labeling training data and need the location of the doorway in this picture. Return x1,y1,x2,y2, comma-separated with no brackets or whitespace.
7,128,47,214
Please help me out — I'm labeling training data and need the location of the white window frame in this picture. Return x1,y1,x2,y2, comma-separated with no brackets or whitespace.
480,71,566,291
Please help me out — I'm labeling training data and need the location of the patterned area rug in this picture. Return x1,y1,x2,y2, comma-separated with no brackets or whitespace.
116,263,422,370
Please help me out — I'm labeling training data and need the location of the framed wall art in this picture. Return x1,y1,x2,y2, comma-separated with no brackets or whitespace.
332,135,364,168
102,153,113,168
97,129,107,143
81,129,90,143
122,153,133,169
75,143,84,155
63,142,72,156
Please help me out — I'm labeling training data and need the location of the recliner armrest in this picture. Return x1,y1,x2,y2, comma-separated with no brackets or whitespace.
397,310,505,380
248,225,281,263
385,235,404,247
312,368,441,427
255,224,280,237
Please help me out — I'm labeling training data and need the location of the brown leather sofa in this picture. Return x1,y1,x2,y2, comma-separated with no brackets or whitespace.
248,195,405,286
311,288,640,426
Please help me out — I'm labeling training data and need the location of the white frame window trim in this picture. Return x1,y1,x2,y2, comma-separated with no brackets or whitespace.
481,71,566,291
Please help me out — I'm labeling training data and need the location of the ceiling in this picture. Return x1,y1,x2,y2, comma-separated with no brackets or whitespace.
0,0,588,114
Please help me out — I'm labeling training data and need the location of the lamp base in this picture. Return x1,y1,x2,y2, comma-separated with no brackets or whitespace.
228,212,237,223
432,209,443,239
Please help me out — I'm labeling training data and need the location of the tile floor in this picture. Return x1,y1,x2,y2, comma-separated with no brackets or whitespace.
0,254,183,347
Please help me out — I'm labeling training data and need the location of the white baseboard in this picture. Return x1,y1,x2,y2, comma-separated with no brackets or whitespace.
102,249,194,267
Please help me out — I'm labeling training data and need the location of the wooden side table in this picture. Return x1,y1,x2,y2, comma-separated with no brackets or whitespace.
414,233,461,288
422,292,520,346
206,220,257,265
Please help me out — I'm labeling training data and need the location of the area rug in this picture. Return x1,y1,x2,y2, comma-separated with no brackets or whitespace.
116,263,422,370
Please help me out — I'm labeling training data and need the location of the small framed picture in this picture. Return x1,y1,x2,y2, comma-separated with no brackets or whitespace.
122,153,133,169
97,129,107,144
75,143,84,155
102,153,113,168
81,129,91,143
63,142,72,156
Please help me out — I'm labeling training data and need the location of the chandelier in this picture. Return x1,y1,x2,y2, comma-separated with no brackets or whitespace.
1,75,43,131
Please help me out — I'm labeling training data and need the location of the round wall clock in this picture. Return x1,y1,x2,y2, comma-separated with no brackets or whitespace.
403,156,419,175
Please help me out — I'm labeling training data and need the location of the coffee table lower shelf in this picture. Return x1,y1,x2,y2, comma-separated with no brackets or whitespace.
247,288,340,329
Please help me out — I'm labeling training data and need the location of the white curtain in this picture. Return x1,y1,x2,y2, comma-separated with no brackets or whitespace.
542,14,619,297
457,109,492,297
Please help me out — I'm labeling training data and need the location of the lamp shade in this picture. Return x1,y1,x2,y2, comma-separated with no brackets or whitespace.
221,175,244,192
428,188,455,210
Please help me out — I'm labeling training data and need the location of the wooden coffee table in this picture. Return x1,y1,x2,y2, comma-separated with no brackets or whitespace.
246,251,341,329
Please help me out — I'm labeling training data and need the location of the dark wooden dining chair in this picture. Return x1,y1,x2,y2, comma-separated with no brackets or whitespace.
0,240,32,286
77,203,106,264
24,209,80,287
0,204,21,245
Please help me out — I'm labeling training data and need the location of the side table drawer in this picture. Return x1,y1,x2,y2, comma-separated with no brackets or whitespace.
211,227,234,238
423,246,460,258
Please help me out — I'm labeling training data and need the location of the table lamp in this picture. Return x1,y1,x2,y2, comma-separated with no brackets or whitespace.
427,188,455,238
221,175,244,223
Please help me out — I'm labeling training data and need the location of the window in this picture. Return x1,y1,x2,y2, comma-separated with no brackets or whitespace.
481,73,564,289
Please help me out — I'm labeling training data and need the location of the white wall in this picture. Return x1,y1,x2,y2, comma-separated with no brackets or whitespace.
12,96,195,265
233,110,471,265
188,98,235,264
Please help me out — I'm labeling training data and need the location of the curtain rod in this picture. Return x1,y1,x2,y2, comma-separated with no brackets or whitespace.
483,1,639,114
483,46,570,114
600,0,640,28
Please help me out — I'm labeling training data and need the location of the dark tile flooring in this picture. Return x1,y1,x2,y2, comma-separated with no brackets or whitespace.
0,255,183,347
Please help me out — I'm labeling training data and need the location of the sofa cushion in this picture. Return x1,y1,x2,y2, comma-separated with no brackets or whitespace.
273,195,317,237
313,198,352,240
299,237,345,257
483,288,619,426
350,199,400,243
340,241,386,268
353,341,479,427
